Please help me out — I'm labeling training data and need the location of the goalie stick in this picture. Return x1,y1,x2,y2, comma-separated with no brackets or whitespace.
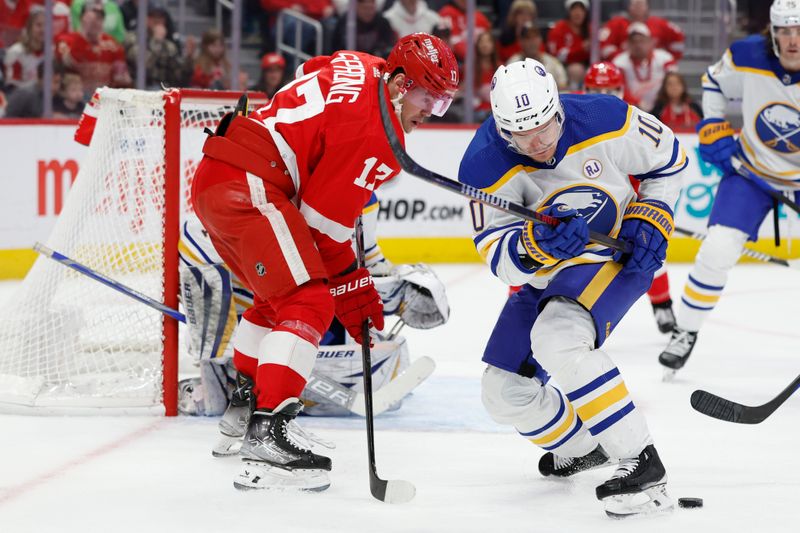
355,216,416,504
33,242,434,419
690,374,800,424
376,81,631,254
673,227,800,269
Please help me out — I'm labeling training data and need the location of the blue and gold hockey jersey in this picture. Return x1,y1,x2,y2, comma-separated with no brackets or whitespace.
702,34,800,185
459,94,687,288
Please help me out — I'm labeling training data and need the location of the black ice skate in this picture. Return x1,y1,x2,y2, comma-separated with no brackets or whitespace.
539,445,612,477
212,372,254,457
234,398,332,492
658,327,698,381
651,300,676,334
596,444,673,519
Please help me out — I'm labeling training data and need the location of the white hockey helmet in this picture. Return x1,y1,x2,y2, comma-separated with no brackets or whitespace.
770,0,800,56
490,58,564,154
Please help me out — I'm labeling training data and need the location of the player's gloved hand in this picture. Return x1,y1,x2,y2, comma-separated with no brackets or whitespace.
613,200,674,274
521,204,589,265
697,118,736,174
329,267,384,344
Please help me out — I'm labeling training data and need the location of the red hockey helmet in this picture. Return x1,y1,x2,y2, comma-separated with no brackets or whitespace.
385,33,459,116
584,61,624,91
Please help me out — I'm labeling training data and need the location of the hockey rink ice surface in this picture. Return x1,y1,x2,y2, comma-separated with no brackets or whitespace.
0,263,798,532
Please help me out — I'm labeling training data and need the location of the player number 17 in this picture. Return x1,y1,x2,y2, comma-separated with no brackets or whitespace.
354,157,394,191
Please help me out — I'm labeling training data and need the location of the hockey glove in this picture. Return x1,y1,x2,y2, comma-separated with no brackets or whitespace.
521,204,589,265
614,200,674,274
329,267,384,344
697,118,736,174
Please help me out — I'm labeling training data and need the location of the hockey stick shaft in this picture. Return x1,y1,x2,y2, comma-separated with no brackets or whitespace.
34,242,186,322
673,227,795,268
733,162,800,216
690,373,800,424
376,81,631,254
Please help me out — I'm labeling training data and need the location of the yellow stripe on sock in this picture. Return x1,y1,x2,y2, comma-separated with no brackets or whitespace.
530,402,576,446
684,285,720,304
575,381,629,421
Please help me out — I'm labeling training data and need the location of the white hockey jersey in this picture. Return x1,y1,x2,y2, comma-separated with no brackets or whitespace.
702,35,800,186
613,48,677,113
459,93,686,289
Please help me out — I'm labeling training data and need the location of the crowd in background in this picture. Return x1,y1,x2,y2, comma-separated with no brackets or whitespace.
0,0,762,130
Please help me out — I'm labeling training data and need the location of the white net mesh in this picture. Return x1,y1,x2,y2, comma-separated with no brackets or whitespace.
0,89,235,413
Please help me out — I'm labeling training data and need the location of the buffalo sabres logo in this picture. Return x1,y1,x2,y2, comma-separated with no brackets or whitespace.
755,103,800,153
541,185,617,235
534,65,546,77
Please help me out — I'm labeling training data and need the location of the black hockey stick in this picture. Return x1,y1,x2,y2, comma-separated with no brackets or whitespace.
376,81,631,254
354,216,416,504
673,226,800,269
690,374,800,424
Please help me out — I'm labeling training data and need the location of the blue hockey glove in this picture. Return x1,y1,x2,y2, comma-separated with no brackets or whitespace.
697,118,736,174
521,204,589,265
614,200,674,274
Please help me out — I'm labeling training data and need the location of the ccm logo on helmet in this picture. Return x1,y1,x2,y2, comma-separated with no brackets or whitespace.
330,275,373,296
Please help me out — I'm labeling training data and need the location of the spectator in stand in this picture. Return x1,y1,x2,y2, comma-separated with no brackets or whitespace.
473,31,501,121
260,0,335,56
547,0,590,73
438,0,491,61
190,29,231,90
52,71,85,118
253,52,287,98
600,0,684,61
56,0,132,97
123,5,192,89
497,0,537,63
3,7,44,94
508,23,567,90
384,0,442,38
650,71,702,133
0,0,35,47
612,22,677,113
331,0,396,58
4,62,61,118
71,0,128,44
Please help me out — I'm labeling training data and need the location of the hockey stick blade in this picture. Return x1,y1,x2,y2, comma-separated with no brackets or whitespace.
690,373,800,424
376,81,631,254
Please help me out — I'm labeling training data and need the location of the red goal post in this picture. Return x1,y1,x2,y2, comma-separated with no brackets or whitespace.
0,88,267,416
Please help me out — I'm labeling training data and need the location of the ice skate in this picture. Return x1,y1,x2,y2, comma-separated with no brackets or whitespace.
651,300,676,334
596,444,674,519
211,372,254,457
234,398,332,492
538,445,612,477
658,328,698,381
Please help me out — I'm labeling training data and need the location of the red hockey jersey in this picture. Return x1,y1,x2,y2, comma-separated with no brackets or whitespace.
546,20,590,65
205,51,406,276
55,31,129,94
599,15,684,61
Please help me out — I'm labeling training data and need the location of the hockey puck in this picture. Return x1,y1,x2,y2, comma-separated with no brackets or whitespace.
678,497,704,509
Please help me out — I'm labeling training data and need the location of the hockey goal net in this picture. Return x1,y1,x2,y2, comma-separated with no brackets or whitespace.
0,88,263,415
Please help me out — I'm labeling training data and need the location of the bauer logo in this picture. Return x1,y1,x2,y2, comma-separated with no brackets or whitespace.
540,185,618,235
582,159,603,179
755,103,800,154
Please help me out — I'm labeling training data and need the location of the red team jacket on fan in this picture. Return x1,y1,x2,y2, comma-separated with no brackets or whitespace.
600,15,684,61
205,51,406,278
55,31,129,94
546,20,590,66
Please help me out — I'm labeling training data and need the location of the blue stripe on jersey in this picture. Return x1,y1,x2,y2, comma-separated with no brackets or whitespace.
634,138,679,179
589,401,635,435
681,297,715,311
182,221,216,265
233,287,253,297
688,274,724,291
703,87,723,93
178,254,192,267
566,367,621,402
490,235,504,276
705,69,721,88
507,230,537,274
543,417,584,451
519,393,566,437
637,156,689,180
473,220,525,246
365,193,378,208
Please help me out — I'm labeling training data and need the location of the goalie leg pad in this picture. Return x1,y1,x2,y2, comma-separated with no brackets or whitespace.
677,224,748,332
530,297,652,460
481,365,597,458
180,263,238,361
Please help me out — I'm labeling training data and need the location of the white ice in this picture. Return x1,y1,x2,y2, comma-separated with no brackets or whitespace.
0,264,798,533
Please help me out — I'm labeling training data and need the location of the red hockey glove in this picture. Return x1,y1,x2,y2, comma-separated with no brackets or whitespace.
329,267,384,344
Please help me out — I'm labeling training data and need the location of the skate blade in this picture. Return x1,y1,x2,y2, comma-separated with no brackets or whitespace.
661,368,677,382
211,435,242,457
234,460,330,492
603,484,675,519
